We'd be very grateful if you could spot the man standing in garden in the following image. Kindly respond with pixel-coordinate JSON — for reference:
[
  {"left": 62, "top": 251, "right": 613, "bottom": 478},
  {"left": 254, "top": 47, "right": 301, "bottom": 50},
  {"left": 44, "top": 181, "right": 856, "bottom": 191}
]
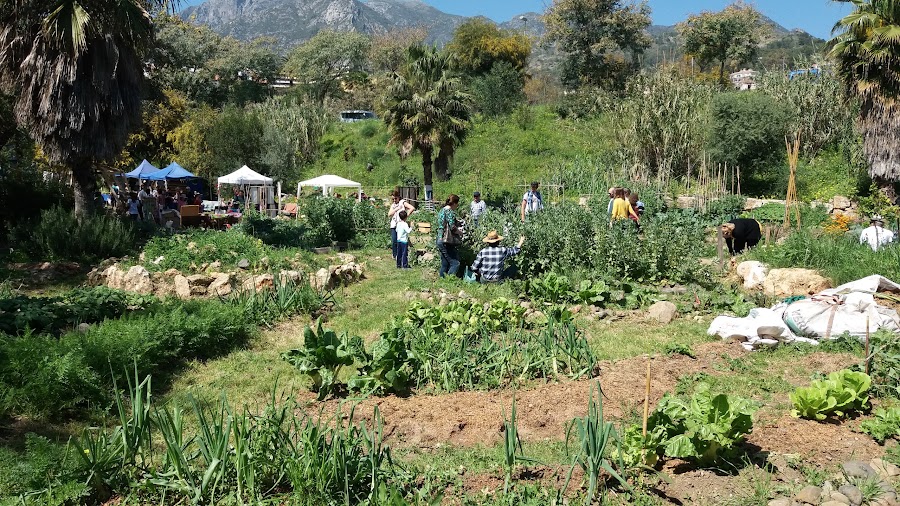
[
  {"left": 471, "top": 231, "right": 525, "bottom": 283},
  {"left": 470, "top": 191, "right": 487, "bottom": 226},
  {"left": 521, "top": 181, "right": 544, "bottom": 222},
  {"left": 860, "top": 215, "right": 895, "bottom": 251}
]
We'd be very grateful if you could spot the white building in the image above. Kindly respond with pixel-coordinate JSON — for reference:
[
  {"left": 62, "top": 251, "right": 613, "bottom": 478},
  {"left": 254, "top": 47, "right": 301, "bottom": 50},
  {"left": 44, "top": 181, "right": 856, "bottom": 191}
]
[{"left": 729, "top": 68, "right": 758, "bottom": 91}]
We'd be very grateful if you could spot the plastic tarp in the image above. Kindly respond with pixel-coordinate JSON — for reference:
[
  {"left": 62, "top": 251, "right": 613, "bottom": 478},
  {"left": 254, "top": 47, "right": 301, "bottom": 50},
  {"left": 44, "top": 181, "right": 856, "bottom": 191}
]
[
  {"left": 218, "top": 166, "right": 272, "bottom": 186},
  {"left": 297, "top": 174, "right": 362, "bottom": 202},
  {"left": 125, "top": 159, "right": 159, "bottom": 179},
  {"left": 144, "top": 162, "right": 196, "bottom": 181},
  {"left": 708, "top": 275, "right": 900, "bottom": 351}
]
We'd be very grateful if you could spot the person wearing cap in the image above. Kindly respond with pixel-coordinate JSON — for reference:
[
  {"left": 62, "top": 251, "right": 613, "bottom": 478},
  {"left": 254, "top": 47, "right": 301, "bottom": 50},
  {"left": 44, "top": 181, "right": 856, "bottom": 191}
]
[
  {"left": 471, "top": 231, "right": 526, "bottom": 283},
  {"left": 860, "top": 215, "right": 895, "bottom": 252},
  {"left": 521, "top": 181, "right": 544, "bottom": 222},
  {"left": 470, "top": 191, "right": 487, "bottom": 226}
]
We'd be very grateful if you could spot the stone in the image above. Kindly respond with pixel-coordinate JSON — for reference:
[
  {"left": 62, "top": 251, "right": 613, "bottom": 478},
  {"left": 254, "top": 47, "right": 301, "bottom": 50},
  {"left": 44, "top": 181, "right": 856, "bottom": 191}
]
[
  {"left": 458, "top": 291, "right": 469, "bottom": 299},
  {"left": 278, "top": 270, "right": 303, "bottom": 284},
  {"left": 752, "top": 338, "right": 780, "bottom": 349},
  {"left": 595, "top": 309, "right": 609, "bottom": 320},
  {"left": 570, "top": 305, "right": 583, "bottom": 315},
  {"left": 822, "top": 481, "right": 834, "bottom": 497},
  {"left": 122, "top": 265, "right": 153, "bottom": 294},
  {"left": 839, "top": 485, "right": 863, "bottom": 506},
  {"left": 207, "top": 274, "right": 233, "bottom": 297},
  {"left": 152, "top": 256, "right": 165, "bottom": 265},
  {"left": 794, "top": 485, "right": 822, "bottom": 504},
  {"left": 843, "top": 460, "right": 877, "bottom": 479},
  {"left": 675, "top": 196, "right": 697, "bottom": 209},
  {"left": 174, "top": 275, "right": 192, "bottom": 299},
  {"left": 314, "top": 268, "right": 331, "bottom": 291},
  {"left": 337, "top": 253, "right": 357, "bottom": 264},
  {"left": 186, "top": 274, "right": 213, "bottom": 287},
  {"left": 420, "top": 252, "right": 435, "bottom": 262},
  {"left": 520, "top": 301, "right": 532, "bottom": 310},
  {"left": 190, "top": 285, "right": 208, "bottom": 296},
  {"left": 237, "top": 259, "right": 250, "bottom": 270},
  {"left": 767, "top": 499, "right": 792, "bottom": 506},
  {"left": 823, "top": 501, "right": 850, "bottom": 506},
  {"left": 163, "top": 268, "right": 181, "bottom": 278},
  {"left": 736, "top": 260, "right": 769, "bottom": 290},
  {"left": 763, "top": 268, "right": 831, "bottom": 298},
  {"left": 76, "top": 323, "right": 91, "bottom": 334},
  {"left": 242, "top": 274, "right": 274, "bottom": 292},
  {"left": 832, "top": 195, "right": 852, "bottom": 210},
  {"left": 208, "top": 260, "right": 221, "bottom": 271},
  {"left": 829, "top": 492, "right": 851, "bottom": 505},
  {"left": 647, "top": 301, "right": 678, "bottom": 324},
  {"left": 871, "top": 458, "right": 900, "bottom": 478}
]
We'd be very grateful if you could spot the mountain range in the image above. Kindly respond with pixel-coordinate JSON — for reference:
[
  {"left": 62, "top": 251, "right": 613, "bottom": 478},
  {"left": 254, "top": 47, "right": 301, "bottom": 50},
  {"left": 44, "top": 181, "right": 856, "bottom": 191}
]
[{"left": 182, "top": 0, "right": 826, "bottom": 71}]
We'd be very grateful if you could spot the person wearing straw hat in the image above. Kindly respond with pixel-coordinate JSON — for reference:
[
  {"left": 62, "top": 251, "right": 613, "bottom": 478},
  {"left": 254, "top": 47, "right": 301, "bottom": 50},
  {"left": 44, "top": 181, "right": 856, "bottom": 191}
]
[
  {"left": 471, "top": 231, "right": 526, "bottom": 283},
  {"left": 860, "top": 215, "right": 895, "bottom": 252}
]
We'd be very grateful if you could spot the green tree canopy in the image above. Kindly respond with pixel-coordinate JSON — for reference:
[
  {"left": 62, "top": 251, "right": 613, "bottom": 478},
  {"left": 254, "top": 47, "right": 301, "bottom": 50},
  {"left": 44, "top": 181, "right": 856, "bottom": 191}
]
[
  {"left": 381, "top": 46, "right": 474, "bottom": 186},
  {"left": 447, "top": 18, "right": 531, "bottom": 77},
  {"left": 677, "top": 2, "right": 768, "bottom": 83},
  {"left": 708, "top": 91, "right": 789, "bottom": 177},
  {"left": 0, "top": 0, "right": 166, "bottom": 215},
  {"left": 829, "top": 0, "right": 900, "bottom": 199},
  {"left": 282, "top": 30, "right": 371, "bottom": 102},
  {"left": 543, "top": 0, "right": 651, "bottom": 89}
]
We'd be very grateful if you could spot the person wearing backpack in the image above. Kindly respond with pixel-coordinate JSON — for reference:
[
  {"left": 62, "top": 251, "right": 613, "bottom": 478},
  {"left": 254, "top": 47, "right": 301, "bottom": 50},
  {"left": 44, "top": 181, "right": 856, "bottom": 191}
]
[
  {"left": 520, "top": 181, "right": 544, "bottom": 222},
  {"left": 436, "top": 194, "right": 462, "bottom": 278}
]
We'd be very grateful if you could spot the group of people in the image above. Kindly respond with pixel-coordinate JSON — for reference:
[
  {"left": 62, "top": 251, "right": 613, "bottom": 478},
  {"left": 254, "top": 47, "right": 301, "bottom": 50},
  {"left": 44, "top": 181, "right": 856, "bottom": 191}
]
[
  {"left": 607, "top": 186, "right": 645, "bottom": 226},
  {"left": 121, "top": 184, "right": 206, "bottom": 223}
]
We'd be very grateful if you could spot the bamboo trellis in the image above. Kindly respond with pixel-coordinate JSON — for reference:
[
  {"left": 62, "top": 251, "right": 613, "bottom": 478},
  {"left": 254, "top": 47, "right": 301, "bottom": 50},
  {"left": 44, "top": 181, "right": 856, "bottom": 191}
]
[{"left": 784, "top": 132, "right": 802, "bottom": 230}]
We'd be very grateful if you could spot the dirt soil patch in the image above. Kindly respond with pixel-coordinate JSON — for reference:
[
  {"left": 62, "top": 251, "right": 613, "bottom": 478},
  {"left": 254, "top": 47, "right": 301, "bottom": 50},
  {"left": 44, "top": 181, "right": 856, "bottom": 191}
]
[{"left": 310, "top": 342, "right": 857, "bottom": 449}]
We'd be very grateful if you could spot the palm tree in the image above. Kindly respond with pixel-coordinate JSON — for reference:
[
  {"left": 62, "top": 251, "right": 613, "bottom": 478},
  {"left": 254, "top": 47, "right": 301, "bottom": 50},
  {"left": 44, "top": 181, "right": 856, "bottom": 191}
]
[
  {"left": 381, "top": 45, "right": 473, "bottom": 188},
  {"left": 829, "top": 0, "right": 900, "bottom": 201},
  {"left": 0, "top": 0, "right": 166, "bottom": 216}
]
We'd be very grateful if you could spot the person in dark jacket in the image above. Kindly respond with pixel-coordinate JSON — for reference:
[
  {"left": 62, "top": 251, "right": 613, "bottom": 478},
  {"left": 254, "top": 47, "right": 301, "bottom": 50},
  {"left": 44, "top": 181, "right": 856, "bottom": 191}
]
[{"left": 721, "top": 218, "right": 762, "bottom": 255}]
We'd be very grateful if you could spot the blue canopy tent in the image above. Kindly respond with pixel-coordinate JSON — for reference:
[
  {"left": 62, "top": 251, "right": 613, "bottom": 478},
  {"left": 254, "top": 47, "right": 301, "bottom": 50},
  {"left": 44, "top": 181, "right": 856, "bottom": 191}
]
[
  {"left": 124, "top": 159, "right": 159, "bottom": 179},
  {"left": 144, "top": 162, "right": 196, "bottom": 181}
]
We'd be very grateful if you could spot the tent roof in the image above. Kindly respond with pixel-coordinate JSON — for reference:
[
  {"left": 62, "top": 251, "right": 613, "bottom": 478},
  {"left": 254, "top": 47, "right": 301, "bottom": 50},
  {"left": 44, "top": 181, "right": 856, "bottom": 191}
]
[
  {"left": 218, "top": 165, "right": 273, "bottom": 185},
  {"left": 144, "top": 162, "right": 196, "bottom": 181},
  {"left": 298, "top": 175, "right": 361, "bottom": 188},
  {"left": 125, "top": 159, "right": 159, "bottom": 179}
]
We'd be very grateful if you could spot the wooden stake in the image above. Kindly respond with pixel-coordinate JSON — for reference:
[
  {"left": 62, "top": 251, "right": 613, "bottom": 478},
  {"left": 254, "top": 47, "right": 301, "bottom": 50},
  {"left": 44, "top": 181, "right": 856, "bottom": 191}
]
[
  {"left": 642, "top": 358, "right": 652, "bottom": 437},
  {"left": 866, "top": 316, "right": 871, "bottom": 376}
]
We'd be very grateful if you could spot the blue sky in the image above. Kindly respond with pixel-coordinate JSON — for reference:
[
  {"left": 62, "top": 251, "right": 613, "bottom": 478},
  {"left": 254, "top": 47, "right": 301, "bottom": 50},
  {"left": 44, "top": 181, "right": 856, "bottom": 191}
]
[{"left": 181, "top": 0, "right": 854, "bottom": 40}]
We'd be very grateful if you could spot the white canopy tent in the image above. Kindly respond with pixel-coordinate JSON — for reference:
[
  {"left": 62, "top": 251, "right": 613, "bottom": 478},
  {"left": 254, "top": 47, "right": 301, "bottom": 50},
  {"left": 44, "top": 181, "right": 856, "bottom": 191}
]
[
  {"left": 217, "top": 165, "right": 278, "bottom": 216},
  {"left": 297, "top": 175, "right": 362, "bottom": 202},
  {"left": 218, "top": 165, "right": 273, "bottom": 186}
]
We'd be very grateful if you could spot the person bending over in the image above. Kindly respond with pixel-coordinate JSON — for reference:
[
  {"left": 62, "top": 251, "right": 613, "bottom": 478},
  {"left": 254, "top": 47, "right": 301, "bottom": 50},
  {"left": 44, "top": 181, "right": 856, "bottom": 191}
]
[{"left": 721, "top": 218, "right": 762, "bottom": 255}]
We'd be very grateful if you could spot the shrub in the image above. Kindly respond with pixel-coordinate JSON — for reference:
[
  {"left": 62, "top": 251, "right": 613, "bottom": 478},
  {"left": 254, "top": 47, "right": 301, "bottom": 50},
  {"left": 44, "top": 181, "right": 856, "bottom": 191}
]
[
  {"left": 708, "top": 92, "right": 789, "bottom": 175},
  {"left": 0, "top": 165, "right": 73, "bottom": 235},
  {"left": 471, "top": 62, "right": 525, "bottom": 117},
  {"left": 234, "top": 212, "right": 316, "bottom": 248},
  {"left": 299, "top": 197, "right": 386, "bottom": 246},
  {"left": 9, "top": 207, "right": 140, "bottom": 262},
  {"left": 141, "top": 229, "right": 271, "bottom": 272}
]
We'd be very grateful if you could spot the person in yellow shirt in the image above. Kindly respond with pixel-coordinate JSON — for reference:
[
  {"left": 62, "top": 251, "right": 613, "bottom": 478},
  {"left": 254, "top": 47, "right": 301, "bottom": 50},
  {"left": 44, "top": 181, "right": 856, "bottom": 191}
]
[{"left": 610, "top": 188, "right": 637, "bottom": 224}]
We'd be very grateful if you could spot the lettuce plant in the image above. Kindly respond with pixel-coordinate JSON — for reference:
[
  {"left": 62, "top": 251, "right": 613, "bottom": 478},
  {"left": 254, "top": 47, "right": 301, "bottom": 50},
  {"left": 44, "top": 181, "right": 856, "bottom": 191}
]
[{"left": 790, "top": 369, "right": 871, "bottom": 421}]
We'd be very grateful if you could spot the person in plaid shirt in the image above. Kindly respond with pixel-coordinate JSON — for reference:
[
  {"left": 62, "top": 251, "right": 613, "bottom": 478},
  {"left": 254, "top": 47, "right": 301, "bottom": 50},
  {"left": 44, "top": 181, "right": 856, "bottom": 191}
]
[{"left": 471, "top": 231, "right": 526, "bottom": 283}]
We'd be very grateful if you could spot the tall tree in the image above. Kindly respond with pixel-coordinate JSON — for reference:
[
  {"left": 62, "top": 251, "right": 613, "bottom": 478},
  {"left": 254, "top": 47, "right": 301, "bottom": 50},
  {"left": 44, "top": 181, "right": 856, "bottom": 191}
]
[
  {"left": 0, "top": 0, "right": 165, "bottom": 216},
  {"left": 677, "top": 2, "right": 767, "bottom": 84},
  {"left": 381, "top": 46, "right": 473, "bottom": 187},
  {"left": 448, "top": 18, "right": 531, "bottom": 76},
  {"left": 829, "top": 0, "right": 900, "bottom": 200},
  {"left": 543, "top": 0, "right": 651, "bottom": 89},
  {"left": 282, "top": 30, "right": 370, "bottom": 102}
]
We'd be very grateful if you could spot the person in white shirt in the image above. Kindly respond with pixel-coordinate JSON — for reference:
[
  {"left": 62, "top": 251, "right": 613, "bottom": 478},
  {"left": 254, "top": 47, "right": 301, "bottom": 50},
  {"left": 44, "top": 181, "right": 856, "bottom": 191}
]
[
  {"left": 470, "top": 191, "right": 487, "bottom": 225},
  {"left": 520, "top": 181, "right": 544, "bottom": 222},
  {"left": 388, "top": 190, "right": 415, "bottom": 259},
  {"left": 395, "top": 211, "right": 412, "bottom": 269},
  {"left": 860, "top": 215, "right": 895, "bottom": 251}
]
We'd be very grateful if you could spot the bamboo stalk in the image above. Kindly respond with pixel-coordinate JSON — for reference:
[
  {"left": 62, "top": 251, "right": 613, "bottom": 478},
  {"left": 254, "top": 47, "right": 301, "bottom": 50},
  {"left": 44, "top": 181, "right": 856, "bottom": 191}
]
[{"left": 642, "top": 358, "right": 652, "bottom": 437}]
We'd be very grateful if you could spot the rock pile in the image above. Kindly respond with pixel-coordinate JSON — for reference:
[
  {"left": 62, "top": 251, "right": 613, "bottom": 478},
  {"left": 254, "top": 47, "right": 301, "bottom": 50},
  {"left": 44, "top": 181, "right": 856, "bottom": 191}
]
[
  {"left": 736, "top": 261, "right": 831, "bottom": 297},
  {"left": 768, "top": 459, "right": 900, "bottom": 506},
  {"left": 88, "top": 259, "right": 365, "bottom": 299}
]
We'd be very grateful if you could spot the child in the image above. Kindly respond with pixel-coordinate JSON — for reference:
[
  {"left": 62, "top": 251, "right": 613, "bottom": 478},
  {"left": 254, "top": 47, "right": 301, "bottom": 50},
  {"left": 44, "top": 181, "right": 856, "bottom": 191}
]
[
  {"left": 395, "top": 210, "right": 412, "bottom": 269},
  {"left": 127, "top": 192, "right": 140, "bottom": 221}
]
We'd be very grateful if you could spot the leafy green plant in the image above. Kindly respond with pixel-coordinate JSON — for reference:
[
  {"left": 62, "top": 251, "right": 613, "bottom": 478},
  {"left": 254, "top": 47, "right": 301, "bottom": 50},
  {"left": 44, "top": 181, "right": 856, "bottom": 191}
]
[
  {"left": 869, "top": 330, "right": 900, "bottom": 398},
  {"left": 281, "top": 319, "right": 368, "bottom": 400},
  {"left": 861, "top": 406, "right": 900, "bottom": 444},
  {"left": 404, "top": 298, "right": 525, "bottom": 339},
  {"left": 349, "top": 325, "right": 419, "bottom": 396},
  {"left": 790, "top": 369, "right": 871, "bottom": 420},
  {"left": 9, "top": 206, "right": 141, "bottom": 262},
  {"left": 664, "top": 343, "right": 696, "bottom": 359},
  {"left": 649, "top": 384, "right": 756, "bottom": 465}
]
